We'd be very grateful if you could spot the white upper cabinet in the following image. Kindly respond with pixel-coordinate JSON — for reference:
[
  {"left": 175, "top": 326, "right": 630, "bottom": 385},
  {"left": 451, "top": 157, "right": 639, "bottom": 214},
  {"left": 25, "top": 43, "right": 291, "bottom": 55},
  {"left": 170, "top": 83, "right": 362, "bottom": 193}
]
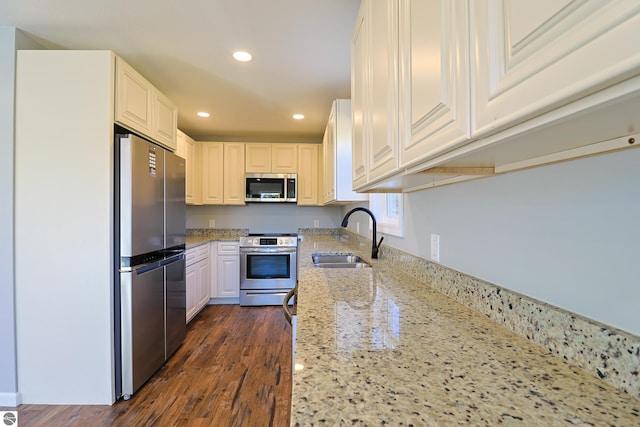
[
  {"left": 272, "top": 144, "right": 298, "bottom": 173},
  {"left": 352, "top": 0, "right": 469, "bottom": 189},
  {"left": 245, "top": 143, "right": 271, "bottom": 172},
  {"left": 201, "top": 142, "right": 224, "bottom": 205},
  {"left": 471, "top": 0, "right": 640, "bottom": 138},
  {"left": 366, "top": 0, "right": 400, "bottom": 182},
  {"left": 323, "top": 99, "right": 368, "bottom": 204},
  {"left": 176, "top": 129, "right": 188, "bottom": 159},
  {"left": 352, "top": 0, "right": 640, "bottom": 192},
  {"left": 176, "top": 130, "right": 201, "bottom": 205},
  {"left": 297, "top": 144, "right": 320, "bottom": 206},
  {"left": 223, "top": 143, "right": 246, "bottom": 205},
  {"left": 115, "top": 57, "right": 178, "bottom": 151},
  {"left": 245, "top": 143, "right": 297, "bottom": 173},
  {"left": 351, "top": 2, "right": 368, "bottom": 190},
  {"left": 115, "top": 59, "right": 153, "bottom": 135},
  {"left": 197, "top": 142, "right": 245, "bottom": 205},
  {"left": 185, "top": 134, "right": 201, "bottom": 205},
  {"left": 398, "top": 0, "right": 470, "bottom": 170},
  {"left": 152, "top": 89, "right": 178, "bottom": 150}
]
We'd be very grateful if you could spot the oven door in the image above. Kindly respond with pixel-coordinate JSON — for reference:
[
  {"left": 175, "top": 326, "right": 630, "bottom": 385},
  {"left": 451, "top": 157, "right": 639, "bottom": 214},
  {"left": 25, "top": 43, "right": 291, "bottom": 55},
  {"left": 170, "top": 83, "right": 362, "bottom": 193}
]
[{"left": 240, "top": 247, "right": 297, "bottom": 290}]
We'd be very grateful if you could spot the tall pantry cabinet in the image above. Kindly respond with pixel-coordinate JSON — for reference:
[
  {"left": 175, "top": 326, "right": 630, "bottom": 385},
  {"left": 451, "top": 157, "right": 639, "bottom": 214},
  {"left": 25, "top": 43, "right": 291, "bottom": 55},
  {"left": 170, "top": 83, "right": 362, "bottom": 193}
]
[{"left": 14, "top": 50, "right": 177, "bottom": 405}]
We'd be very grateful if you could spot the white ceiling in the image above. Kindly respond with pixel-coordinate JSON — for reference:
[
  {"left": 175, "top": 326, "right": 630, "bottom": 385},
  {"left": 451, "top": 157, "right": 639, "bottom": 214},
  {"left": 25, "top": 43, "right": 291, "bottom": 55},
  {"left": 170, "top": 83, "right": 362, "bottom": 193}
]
[{"left": 1, "top": 0, "right": 361, "bottom": 141}]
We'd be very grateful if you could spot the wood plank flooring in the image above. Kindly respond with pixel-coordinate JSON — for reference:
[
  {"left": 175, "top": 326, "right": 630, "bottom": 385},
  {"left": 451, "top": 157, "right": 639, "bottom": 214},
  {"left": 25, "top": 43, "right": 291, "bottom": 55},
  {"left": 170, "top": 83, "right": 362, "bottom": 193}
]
[{"left": 5, "top": 305, "right": 292, "bottom": 427}]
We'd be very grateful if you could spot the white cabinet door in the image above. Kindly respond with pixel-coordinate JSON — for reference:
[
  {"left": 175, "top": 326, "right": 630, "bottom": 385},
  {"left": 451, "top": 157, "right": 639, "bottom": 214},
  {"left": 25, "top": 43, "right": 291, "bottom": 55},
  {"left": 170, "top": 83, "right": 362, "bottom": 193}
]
[
  {"left": 201, "top": 142, "right": 224, "bottom": 204},
  {"left": 115, "top": 58, "right": 153, "bottom": 136},
  {"left": 178, "top": 130, "right": 201, "bottom": 205},
  {"left": 398, "top": 0, "right": 470, "bottom": 169},
  {"left": 245, "top": 143, "right": 297, "bottom": 173},
  {"left": 296, "top": 144, "right": 320, "bottom": 206},
  {"left": 217, "top": 256, "right": 240, "bottom": 298},
  {"left": 271, "top": 144, "right": 297, "bottom": 173},
  {"left": 366, "top": 0, "right": 400, "bottom": 182},
  {"left": 351, "top": 2, "right": 368, "bottom": 190},
  {"left": 245, "top": 143, "right": 271, "bottom": 172},
  {"left": 196, "top": 258, "right": 210, "bottom": 311},
  {"left": 185, "top": 262, "right": 198, "bottom": 323},
  {"left": 223, "top": 143, "right": 246, "bottom": 205},
  {"left": 185, "top": 135, "right": 201, "bottom": 205},
  {"left": 115, "top": 57, "right": 178, "bottom": 151},
  {"left": 152, "top": 89, "right": 178, "bottom": 151},
  {"left": 216, "top": 242, "right": 240, "bottom": 298},
  {"left": 176, "top": 129, "right": 187, "bottom": 159},
  {"left": 209, "top": 242, "right": 239, "bottom": 300},
  {"left": 186, "top": 244, "right": 210, "bottom": 322},
  {"left": 471, "top": 0, "right": 640, "bottom": 138},
  {"left": 323, "top": 100, "right": 368, "bottom": 204},
  {"left": 322, "top": 112, "right": 336, "bottom": 203}
]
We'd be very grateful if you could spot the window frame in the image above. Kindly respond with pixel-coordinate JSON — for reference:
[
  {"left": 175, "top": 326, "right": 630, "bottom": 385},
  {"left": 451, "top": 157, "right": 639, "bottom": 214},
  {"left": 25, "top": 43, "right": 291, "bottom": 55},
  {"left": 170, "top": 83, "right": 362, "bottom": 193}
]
[{"left": 369, "top": 193, "right": 404, "bottom": 237}]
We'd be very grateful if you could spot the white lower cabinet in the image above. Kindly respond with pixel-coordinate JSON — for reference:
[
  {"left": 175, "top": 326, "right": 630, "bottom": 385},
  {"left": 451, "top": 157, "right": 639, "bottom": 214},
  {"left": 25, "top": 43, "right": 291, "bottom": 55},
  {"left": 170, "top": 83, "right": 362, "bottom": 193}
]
[
  {"left": 209, "top": 241, "right": 240, "bottom": 304},
  {"left": 186, "top": 243, "right": 210, "bottom": 323}
]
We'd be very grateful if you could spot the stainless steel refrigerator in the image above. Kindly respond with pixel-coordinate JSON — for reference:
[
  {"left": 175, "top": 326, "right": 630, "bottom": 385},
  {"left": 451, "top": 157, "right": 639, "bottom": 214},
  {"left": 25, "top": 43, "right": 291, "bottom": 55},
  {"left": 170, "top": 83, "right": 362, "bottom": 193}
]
[{"left": 114, "top": 131, "right": 186, "bottom": 400}]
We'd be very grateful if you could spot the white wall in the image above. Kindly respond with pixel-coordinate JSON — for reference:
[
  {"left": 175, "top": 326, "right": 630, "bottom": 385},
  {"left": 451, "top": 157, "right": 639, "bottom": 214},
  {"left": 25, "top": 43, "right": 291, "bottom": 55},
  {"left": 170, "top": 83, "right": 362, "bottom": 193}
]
[
  {"left": 344, "top": 148, "right": 640, "bottom": 336},
  {"left": 187, "top": 204, "right": 343, "bottom": 233},
  {"left": 0, "top": 27, "right": 42, "bottom": 407},
  {"left": 14, "top": 50, "right": 116, "bottom": 404}
]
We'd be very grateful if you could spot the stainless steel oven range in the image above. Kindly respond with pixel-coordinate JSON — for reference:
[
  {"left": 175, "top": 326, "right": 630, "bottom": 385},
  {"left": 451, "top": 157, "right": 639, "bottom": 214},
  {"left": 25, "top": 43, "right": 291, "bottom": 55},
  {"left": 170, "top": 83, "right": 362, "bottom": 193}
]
[{"left": 239, "top": 233, "right": 298, "bottom": 306}]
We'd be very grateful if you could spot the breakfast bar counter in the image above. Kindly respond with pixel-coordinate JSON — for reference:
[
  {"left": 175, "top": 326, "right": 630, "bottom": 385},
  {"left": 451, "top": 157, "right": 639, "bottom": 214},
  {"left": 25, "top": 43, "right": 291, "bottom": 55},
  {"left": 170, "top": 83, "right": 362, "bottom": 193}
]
[{"left": 291, "top": 234, "right": 640, "bottom": 425}]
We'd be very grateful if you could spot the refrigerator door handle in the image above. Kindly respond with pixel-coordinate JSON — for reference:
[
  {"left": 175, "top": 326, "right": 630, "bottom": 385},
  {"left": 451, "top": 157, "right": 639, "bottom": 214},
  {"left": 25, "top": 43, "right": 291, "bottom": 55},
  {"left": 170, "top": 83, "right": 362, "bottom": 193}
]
[
  {"left": 125, "top": 260, "right": 164, "bottom": 275},
  {"left": 161, "top": 253, "right": 185, "bottom": 266}
]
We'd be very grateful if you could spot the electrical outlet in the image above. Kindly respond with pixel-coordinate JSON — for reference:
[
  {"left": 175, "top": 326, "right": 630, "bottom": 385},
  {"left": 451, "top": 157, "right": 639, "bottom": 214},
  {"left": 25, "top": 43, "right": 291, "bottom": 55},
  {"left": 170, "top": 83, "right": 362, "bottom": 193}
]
[
  {"left": 209, "top": 218, "right": 216, "bottom": 228},
  {"left": 313, "top": 219, "right": 319, "bottom": 228},
  {"left": 430, "top": 234, "right": 440, "bottom": 262}
]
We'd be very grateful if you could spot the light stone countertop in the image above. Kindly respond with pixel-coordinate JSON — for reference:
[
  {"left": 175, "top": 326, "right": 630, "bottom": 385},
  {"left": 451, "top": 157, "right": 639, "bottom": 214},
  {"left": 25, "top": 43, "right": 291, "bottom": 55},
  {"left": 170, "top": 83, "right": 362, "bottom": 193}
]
[
  {"left": 291, "top": 235, "right": 640, "bottom": 426},
  {"left": 185, "top": 228, "right": 247, "bottom": 248}
]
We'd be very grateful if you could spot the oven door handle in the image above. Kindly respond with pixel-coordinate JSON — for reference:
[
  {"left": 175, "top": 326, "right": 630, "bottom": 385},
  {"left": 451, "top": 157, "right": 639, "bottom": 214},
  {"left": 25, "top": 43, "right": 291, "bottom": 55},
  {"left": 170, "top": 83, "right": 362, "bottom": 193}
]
[{"left": 240, "top": 247, "right": 297, "bottom": 254}]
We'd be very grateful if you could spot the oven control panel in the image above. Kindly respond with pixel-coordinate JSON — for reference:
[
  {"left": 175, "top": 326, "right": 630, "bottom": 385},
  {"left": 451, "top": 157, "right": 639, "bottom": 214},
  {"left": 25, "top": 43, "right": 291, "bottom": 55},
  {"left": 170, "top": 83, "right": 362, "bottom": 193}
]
[{"left": 240, "top": 234, "right": 298, "bottom": 248}]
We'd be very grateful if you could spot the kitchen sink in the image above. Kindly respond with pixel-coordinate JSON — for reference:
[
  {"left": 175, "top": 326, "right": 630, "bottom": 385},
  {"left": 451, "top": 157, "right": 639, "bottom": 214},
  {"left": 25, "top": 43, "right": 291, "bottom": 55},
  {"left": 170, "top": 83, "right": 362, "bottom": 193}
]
[{"left": 311, "top": 253, "right": 371, "bottom": 268}]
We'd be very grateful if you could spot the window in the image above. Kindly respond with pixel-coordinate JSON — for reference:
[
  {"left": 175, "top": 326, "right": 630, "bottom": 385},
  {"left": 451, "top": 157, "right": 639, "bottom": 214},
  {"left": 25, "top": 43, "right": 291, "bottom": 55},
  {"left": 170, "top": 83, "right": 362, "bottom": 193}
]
[{"left": 370, "top": 193, "right": 404, "bottom": 237}]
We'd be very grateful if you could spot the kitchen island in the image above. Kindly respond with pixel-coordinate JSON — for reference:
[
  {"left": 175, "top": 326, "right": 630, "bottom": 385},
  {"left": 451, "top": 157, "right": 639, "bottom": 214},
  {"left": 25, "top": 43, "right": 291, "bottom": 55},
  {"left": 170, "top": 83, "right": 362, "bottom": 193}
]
[{"left": 291, "top": 234, "right": 640, "bottom": 425}]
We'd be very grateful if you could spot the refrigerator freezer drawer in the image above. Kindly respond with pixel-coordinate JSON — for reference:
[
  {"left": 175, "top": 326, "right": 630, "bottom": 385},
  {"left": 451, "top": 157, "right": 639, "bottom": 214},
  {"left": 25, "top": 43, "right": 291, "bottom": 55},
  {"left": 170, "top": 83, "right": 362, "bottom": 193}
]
[{"left": 120, "top": 265, "right": 165, "bottom": 398}]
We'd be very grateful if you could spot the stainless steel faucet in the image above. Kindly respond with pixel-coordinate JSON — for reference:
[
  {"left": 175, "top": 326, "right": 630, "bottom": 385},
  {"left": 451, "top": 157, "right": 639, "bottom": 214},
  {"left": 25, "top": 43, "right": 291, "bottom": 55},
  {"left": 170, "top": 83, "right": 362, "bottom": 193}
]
[{"left": 341, "top": 207, "right": 384, "bottom": 259}]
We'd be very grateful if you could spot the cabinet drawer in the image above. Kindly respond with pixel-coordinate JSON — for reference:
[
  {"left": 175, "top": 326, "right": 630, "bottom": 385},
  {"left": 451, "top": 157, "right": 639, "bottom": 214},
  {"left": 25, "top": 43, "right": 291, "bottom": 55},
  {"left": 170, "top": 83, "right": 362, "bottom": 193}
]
[
  {"left": 186, "top": 248, "right": 197, "bottom": 266},
  {"left": 196, "top": 243, "right": 210, "bottom": 261},
  {"left": 217, "top": 242, "right": 239, "bottom": 255},
  {"left": 186, "top": 243, "right": 210, "bottom": 266}
]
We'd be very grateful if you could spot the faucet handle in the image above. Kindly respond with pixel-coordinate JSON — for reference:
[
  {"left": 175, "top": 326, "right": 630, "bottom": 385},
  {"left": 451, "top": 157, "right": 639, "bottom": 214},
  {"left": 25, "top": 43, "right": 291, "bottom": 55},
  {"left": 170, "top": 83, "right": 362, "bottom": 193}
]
[{"left": 372, "top": 236, "right": 384, "bottom": 259}]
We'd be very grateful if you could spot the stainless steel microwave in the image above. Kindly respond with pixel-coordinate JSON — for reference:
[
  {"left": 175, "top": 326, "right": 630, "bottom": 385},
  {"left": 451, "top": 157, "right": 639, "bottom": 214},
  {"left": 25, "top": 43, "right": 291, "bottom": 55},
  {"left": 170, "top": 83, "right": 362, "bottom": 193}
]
[{"left": 245, "top": 173, "right": 297, "bottom": 203}]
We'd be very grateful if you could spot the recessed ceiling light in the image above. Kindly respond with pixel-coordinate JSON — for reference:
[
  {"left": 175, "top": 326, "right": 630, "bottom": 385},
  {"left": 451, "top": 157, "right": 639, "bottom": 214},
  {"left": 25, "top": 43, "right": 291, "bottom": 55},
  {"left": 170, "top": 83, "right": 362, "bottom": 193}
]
[
  {"left": 197, "top": 111, "right": 210, "bottom": 118},
  {"left": 232, "top": 51, "right": 253, "bottom": 62},
  {"left": 292, "top": 114, "right": 304, "bottom": 120}
]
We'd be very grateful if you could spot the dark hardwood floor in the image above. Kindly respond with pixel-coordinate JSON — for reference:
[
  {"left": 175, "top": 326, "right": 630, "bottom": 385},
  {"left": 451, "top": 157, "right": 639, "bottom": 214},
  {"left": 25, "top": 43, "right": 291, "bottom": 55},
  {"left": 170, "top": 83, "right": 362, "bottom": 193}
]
[{"left": 5, "top": 305, "right": 292, "bottom": 427}]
